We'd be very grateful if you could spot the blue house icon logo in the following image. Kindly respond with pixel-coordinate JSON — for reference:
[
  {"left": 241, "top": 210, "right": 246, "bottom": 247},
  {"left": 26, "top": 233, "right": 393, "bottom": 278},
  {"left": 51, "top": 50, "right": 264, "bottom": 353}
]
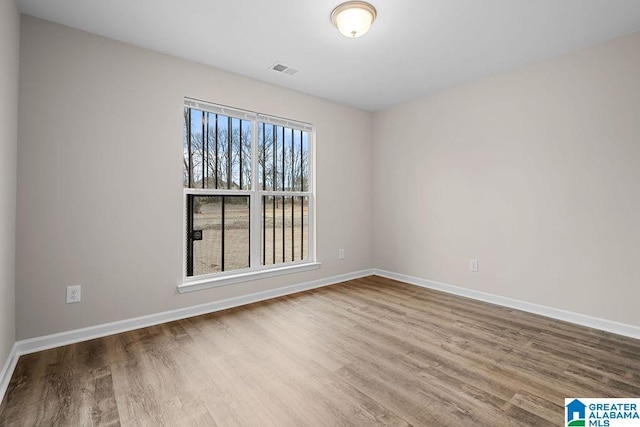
[{"left": 566, "top": 399, "right": 586, "bottom": 426}]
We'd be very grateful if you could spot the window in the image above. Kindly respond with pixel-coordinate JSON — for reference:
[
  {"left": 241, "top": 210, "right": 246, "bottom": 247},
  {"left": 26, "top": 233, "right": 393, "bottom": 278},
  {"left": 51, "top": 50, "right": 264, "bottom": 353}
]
[{"left": 181, "top": 99, "right": 317, "bottom": 291}]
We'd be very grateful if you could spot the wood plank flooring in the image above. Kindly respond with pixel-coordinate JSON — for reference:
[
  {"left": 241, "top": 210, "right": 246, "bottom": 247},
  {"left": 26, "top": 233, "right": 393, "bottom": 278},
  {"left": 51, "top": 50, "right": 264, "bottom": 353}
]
[{"left": 1, "top": 275, "right": 639, "bottom": 426}]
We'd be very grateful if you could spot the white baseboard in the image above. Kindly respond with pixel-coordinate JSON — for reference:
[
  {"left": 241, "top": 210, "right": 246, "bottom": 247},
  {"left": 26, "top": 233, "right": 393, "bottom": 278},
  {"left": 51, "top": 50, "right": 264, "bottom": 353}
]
[
  {"left": 373, "top": 269, "right": 640, "bottom": 340},
  {"left": 0, "top": 268, "right": 373, "bottom": 403},
  {"left": 16, "top": 269, "right": 374, "bottom": 356},
  {"left": 0, "top": 342, "right": 19, "bottom": 405}
]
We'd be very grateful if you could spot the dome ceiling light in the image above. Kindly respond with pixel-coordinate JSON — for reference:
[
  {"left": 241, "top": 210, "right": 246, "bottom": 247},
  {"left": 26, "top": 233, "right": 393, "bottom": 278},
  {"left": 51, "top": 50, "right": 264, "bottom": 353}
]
[{"left": 331, "top": 2, "right": 377, "bottom": 38}]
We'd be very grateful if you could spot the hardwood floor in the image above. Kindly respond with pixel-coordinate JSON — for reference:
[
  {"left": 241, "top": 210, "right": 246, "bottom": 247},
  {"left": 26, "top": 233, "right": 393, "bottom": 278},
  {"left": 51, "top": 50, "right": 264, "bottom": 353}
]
[{"left": 1, "top": 276, "right": 639, "bottom": 426}]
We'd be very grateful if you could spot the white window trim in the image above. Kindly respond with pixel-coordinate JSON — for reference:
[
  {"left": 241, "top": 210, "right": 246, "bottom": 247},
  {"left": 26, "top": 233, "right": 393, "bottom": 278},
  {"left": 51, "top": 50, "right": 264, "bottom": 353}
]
[
  {"left": 180, "top": 99, "right": 317, "bottom": 292},
  {"left": 178, "top": 261, "right": 321, "bottom": 293}
]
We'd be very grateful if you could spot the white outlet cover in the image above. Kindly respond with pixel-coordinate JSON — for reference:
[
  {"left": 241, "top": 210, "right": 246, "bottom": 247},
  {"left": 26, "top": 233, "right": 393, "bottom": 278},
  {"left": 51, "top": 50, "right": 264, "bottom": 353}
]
[
  {"left": 66, "top": 285, "right": 81, "bottom": 303},
  {"left": 470, "top": 259, "right": 479, "bottom": 272}
]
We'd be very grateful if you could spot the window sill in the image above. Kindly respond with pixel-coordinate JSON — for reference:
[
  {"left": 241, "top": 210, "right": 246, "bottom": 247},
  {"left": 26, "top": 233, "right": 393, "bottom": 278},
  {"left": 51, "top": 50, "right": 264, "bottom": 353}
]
[{"left": 177, "top": 262, "right": 322, "bottom": 294}]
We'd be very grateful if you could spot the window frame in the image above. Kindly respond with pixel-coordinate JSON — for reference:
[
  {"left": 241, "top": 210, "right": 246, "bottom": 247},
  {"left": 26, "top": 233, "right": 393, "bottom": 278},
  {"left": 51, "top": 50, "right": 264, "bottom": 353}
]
[{"left": 179, "top": 99, "right": 319, "bottom": 293}]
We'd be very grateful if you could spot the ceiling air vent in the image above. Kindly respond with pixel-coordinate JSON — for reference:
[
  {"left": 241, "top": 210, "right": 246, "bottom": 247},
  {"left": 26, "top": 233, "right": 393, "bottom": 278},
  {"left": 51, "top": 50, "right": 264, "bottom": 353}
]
[{"left": 269, "top": 62, "right": 298, "bottom": 76}]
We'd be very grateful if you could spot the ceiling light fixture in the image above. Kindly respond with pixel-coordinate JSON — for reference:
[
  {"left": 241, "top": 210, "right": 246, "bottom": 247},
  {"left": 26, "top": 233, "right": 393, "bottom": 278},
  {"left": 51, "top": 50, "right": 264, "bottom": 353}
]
[{"left": 331, "top": 1, "right": 377, "bottom": 38}]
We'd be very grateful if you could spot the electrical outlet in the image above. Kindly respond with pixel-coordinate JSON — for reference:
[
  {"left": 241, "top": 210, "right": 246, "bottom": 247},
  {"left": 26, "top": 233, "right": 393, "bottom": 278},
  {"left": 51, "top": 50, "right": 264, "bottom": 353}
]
[
  {"left": 66, "top": 285, "right": 81, "bottom": 303},
  {"left": 469, "top": 259, "right": 479, "bottom": 272},
  {"left": 338, "top": 249, "right": 345, "bottom": 259}
]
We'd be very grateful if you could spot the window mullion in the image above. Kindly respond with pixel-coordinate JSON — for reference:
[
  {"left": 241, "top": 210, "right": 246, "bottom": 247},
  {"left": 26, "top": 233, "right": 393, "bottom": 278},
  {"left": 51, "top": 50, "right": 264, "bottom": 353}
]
[
  {"left": 214, "top": 114, "right": 219, "bottom": 189},
  {"left": 201, "top": 111, "right": 206, "bottom": 189},
  {"left": 239, "top": 120, "right": 243, "bottom": 190},
  {"left": 187, "top": 108, "right": 193, "bottom": 188},
  {"left": 227, "top": 116, "right": 232, "bottom": 189},
  {"left": 221, "top": 196, "right": 226, "bottom": 271},
  {"left": 308, "top": 131, "right": 315, "bottom": 261},
  {"left": 249, "top": 119, "right": 260, "bottom": 269}
]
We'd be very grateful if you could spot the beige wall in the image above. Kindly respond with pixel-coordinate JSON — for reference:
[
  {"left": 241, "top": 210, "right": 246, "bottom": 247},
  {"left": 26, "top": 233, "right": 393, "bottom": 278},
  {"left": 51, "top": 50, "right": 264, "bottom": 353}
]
[
  {"left": 17, "top": 16, "right": 373, "bottom": 340},
  {"left": 0, "top": 0, "right": 19, "bottom": 364},
  {"left": 16, "top": 14, "right": 640, "bottom": 341},
  {"left": 373, "top": 31, "right": 640, "bottom": 326}
]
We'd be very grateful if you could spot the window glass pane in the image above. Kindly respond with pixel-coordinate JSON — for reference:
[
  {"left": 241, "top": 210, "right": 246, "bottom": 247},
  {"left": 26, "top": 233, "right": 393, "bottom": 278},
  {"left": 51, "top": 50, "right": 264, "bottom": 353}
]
[
  {"left": 284, "top": 128, "right": 293, "bottom": 191},
  {"left": 237, "top": 118, "right": 252, "bottom": 190},
  {"left": 258, "top": 123, "right": 274, "bottom": 191},
  {"left": 217, "top": 115, "right": 230, "bottom": 188},
  {"left": 204, "top": 112, "right": 216, "bottom": 189},
  {"left": 187, "top": 195, "right": 250, "bottom": 276},
  {"left": 183, "top": 109, "right": 205, "bottom": 188},
  {"left": 183, "top": 108, "right": 252, "bottom": 190},
  {"left": 261, "top": 195, "right": 278, "bottom": 265},
  {"left": 257, "top": 123, "right": 310, "bottom": 193},
  {"left": 296, "top": 196, "right": 309, "bottom": 260},
  {"left": 284, "top": 196, "right": 292, "bottom": 262},
  {"left": 223, "top": 196, "right": 251, "bottom": 271},
  {"left": 261, "top": 196, "right": 309, "bottom": 266},
  {"left": 273, "top": 125, "right": 280, "bottom": 191},
  {"left": 290, "top": 129, "right": 299, "bottom": 191}
]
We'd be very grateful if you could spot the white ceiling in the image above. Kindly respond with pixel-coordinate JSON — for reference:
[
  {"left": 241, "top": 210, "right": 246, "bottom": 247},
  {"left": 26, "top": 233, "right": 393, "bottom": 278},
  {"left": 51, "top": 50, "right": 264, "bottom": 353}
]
[{"left": 17, "top": 0, "right": 640, "bottom": 111}]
